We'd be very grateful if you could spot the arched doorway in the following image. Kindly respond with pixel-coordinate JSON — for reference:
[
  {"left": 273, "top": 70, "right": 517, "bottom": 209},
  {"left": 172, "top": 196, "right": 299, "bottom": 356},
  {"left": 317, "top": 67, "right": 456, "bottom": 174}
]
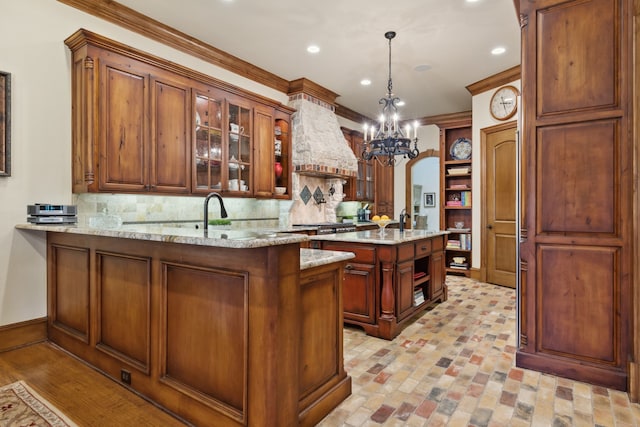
[{"left": 404, "top": 149, "right": 439, "bottom": 230}]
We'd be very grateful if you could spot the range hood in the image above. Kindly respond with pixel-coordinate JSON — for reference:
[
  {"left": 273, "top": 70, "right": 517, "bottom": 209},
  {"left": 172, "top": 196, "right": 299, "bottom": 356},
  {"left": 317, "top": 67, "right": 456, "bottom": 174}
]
[{"left": 289, "top": 95, "right": 357, "bottom": 179}]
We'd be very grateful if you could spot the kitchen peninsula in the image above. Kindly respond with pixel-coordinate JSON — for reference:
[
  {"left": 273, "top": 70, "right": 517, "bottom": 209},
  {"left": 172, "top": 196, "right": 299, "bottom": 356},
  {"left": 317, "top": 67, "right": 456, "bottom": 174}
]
[
  {"left": 310, "top": 229, "right": 448, "bottom": 340},
  {"left": 16, "top": 224, "right": 353, "bottom": 427}
]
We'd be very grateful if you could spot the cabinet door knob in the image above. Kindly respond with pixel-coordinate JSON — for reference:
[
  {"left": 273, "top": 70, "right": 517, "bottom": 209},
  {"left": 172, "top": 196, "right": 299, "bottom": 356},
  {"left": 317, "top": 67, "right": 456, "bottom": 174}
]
[
  {"left": 421, "top": 246, "right": 427, "bottom": 251},
  {"left": 345, "top": 264, "right": 354, "bottom": 270},
  {"left": 487, "top": 224, "right": 493, "bottom": 229}
]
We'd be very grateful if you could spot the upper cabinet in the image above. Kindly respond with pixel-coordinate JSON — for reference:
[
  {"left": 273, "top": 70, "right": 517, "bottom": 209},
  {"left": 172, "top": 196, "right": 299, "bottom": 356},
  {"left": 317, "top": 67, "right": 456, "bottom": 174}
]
[
  {"left": 65, "top": 29, "right": 293, "bottom": 198},
  {"left": 341, "top": 128, "right": 375, "bottom": 202}
]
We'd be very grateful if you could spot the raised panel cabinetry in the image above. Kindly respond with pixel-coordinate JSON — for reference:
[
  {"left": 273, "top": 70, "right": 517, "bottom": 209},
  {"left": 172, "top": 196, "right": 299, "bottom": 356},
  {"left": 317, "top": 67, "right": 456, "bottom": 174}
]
[
  {"left": 374, "top": 162, "right": 394, "bottom": 217},
  {"left": 439, "top": 121, "right": 472, "bottom": 276},
  {"left": 516, "top": 0, "right": 632, "bottom": 391},
  {"left": 66, "top": 29, "right": 292, "bottom": 198},
  {"left": 341, "top": 127, "right": 392, "bottom": 215},
  {"left": 319, "top": 235, "right": 446, "bottom": 340},
  {"left": 151, "top": 77, "right": 191, "bottom": 193},
  {"left": 341, "top": 128, "right": 373, "bottom": 202}
]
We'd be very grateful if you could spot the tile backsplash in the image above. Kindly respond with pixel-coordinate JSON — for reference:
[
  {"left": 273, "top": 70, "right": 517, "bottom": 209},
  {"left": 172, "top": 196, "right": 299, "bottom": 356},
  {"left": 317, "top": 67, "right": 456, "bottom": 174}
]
[{"left": 74, "top": 193, "right": 286, "bottom": 229}]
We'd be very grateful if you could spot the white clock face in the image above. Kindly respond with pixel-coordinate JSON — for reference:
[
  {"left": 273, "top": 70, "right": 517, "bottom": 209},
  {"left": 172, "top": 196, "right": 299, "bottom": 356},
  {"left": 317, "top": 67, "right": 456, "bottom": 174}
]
[{"left": 490, "top": 86, "right": 518, "bottom": 120}]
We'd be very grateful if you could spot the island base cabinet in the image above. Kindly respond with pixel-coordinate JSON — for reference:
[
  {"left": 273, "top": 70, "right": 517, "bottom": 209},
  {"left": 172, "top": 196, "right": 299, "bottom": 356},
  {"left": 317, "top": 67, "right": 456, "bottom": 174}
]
[
  {"left": 47, "top": 232, "right": 350, "bottom": 426},
  {"left": 321, "top": 234, "right": 447, "bottom": 340}
]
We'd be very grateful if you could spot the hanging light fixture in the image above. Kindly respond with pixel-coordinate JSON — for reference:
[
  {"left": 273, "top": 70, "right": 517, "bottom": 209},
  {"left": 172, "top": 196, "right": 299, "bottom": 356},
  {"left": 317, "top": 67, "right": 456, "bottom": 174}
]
[{"left": 362, "top": 31, "right": 419, "bottom": 167}]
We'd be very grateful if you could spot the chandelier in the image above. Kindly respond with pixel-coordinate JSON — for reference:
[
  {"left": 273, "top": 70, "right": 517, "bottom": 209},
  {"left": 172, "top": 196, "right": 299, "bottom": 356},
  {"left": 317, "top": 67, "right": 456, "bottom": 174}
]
[{"left": 362, "top": 31, "right": 419, "bottom": 167}]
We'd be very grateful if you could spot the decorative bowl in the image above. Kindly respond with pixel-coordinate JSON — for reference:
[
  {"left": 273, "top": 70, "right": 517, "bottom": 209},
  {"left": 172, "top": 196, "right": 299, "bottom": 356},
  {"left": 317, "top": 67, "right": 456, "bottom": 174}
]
[
  {"left": 453, "top": 256, "right": 466, "bottom": 264},
  {"left": 454, "top": 222, "right": 465, "bottom": 229},
  {"left": 275, "top": 186, "right": 286, "bottom": 195}
]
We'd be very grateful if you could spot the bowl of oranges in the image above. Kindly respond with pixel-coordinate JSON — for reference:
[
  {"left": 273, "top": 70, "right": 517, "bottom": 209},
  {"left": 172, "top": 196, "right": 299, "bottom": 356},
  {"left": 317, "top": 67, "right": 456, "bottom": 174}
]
[{"left": 371, "top": 214, "right": 394, "bottom": 235}]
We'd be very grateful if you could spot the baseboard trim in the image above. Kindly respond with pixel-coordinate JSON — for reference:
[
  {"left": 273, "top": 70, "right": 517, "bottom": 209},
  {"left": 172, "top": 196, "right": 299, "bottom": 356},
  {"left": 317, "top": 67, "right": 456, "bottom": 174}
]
[{"left": 0, "top": 318, "right": 48, "bottom": 352}]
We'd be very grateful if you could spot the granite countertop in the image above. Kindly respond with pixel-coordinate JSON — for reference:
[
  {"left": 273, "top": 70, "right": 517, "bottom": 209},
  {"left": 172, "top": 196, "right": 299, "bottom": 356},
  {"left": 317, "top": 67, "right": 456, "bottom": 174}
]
[
  {"left": 309, "top": 229, "right": 448, "bottom": 245},
  {"left": 300, "top": 248, "right": 355, "bottom": 270},
  {"left": 15, "top": 223, "right": 308, "bottom": 249}
]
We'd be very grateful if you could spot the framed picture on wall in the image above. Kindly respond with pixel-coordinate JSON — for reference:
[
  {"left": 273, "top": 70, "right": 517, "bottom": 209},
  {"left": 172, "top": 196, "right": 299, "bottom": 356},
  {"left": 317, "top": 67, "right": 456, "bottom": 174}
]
[
  {"left": 424, "top": 192, "right": 435, "bottom": 208},
  {"left": 0, "top": 71, "right": 10, "bottom": 177}
]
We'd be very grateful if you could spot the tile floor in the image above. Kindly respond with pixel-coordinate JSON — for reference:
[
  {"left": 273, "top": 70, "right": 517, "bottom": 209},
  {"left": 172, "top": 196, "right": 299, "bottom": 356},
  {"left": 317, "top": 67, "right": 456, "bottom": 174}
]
[{"left": 318, "top": 276, "right": 640, "bottom": 427}]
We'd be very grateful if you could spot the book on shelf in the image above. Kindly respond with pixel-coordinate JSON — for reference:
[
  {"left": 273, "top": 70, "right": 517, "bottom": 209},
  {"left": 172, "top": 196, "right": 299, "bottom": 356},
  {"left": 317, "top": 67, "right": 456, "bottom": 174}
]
[
  {"left": 461, "top": 191, "right": 471, "bottom": 207},
  {"left": 449, "top": 262, "right": 469, "bottom": 268},
  {"left": 459, "top": 234, "right": 471, "bottom": 250},
  {"left": 446, "top": 239, "right": 461, "bottom": 249},
  {"left": 449, "top": 184, "right": 469, "bottom": 190},
  {"left": 413, "top": 271, "right": 427, "bottom": 280},
  {"left": 447, "top": 228, "right": 471, "bottom": 232},
  {"left": 413, "top": 288, "right": 425, "bottom": 305},
  {"left": 446, "top": 200, "right": 462, "bottom": 207}
]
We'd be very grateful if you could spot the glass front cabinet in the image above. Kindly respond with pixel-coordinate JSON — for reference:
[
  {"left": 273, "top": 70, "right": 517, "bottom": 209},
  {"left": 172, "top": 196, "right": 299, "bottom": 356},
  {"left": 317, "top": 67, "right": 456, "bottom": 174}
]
[{"left": 192, "top": 88, "right": 292, "bottom": 197}]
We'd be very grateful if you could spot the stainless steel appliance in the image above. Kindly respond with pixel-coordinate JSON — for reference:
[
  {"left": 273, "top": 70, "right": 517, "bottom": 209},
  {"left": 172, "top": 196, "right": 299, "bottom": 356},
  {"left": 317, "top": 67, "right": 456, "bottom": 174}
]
[{"left": 27, "top": 203, "right": 77, "bottom": 224}]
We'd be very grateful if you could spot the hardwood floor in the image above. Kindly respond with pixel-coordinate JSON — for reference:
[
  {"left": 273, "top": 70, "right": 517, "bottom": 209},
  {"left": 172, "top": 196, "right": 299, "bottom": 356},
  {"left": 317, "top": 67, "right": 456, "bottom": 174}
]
[{"left": 0, "top": 342, "right": 188, "bottom": 426}]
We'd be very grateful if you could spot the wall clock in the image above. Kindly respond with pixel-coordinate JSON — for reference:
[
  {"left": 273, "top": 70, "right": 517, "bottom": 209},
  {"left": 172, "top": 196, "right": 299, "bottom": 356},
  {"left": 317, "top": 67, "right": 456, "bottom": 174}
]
[{"left": 489, "top": 85, "right": 519, "bottom": 121}]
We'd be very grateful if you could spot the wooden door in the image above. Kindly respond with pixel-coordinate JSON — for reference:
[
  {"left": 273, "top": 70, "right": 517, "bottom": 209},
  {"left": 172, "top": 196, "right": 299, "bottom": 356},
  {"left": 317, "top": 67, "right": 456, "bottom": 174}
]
[
  {"left": 517, "top": 0, "right": 632, "bottom": 391},
  {"left": 253, "top": 105, "right": 274, "bottom": 197},
  {"left": 395, "top": 260, "right": 415, "bottom": 321},
  {"left": 150, "top": 76, "right": 190, "bottom": 193},
  {"left": 483, "top": 122, "right": 517, "bottom": 288},
  {"left": 99, "top": 59, "right": 148, "bottom": 192},
  {"left": 374, "top": 162, "right": 394, "bottom": 216}
]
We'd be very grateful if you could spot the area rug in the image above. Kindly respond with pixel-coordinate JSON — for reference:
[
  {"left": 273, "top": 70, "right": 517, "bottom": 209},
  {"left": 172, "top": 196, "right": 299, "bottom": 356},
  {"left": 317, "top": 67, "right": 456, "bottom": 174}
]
[{"left": 0, "top": 380, "right": 77, "bottom": 427}]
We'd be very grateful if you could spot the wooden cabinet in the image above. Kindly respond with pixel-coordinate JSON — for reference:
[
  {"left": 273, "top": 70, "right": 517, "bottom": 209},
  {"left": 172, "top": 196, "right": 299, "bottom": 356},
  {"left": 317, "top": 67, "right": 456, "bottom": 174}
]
[
  {"left": 47, "top": 232, "right": 351, "bottom": 427},
  {"left": 439, "top": 121, "right": 473, "bottom": 276},
  {"left": 341, "top": 128, "right": 374, "bottom": 202},
  {"left": 341, "top": 126, "right": 393, "bottom": 215},
  {"left": 273, "top": 110, "right": 291, "bottom": 198},
  {"left": 150, "top": 77, "right": 191, "bottom": 193},
  {"left": 323, "top": 243, "right": 377, "bottom": 325},
  {"left": 252, "top": 105, "right": 275, "bottom": 197},
  {"left": 318, "top": 234, "right": 446, "bottom": 340},
  {"left": 87, "top": 51, "right": 191, "bottom": 194},
  {"left": 374, "top": 161, "right": 394, "bottom": 217},
  {"left": 516, "top": 0, "right": 633, "bottom": 391},
  {"left": 65, "top": 29, "right": 292, "bottom": 199},
  {"left": 193, "top": 90, "right": 224, "bottom": 192}
]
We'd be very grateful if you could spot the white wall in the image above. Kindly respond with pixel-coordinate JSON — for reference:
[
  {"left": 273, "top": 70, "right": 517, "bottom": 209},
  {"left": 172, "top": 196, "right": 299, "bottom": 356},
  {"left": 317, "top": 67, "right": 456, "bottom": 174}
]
[{"left": 0, "top": 1, "right": 287, "bottom": 326}]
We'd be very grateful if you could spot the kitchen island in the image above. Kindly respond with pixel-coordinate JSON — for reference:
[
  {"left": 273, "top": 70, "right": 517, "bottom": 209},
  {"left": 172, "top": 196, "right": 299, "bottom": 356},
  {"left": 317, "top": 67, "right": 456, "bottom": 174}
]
[
  {"left": 310, "top": 229, "right": 448, "bottom": 340},
  {"left": 16, "top": 224, "right": 353, "bottom": 427}
]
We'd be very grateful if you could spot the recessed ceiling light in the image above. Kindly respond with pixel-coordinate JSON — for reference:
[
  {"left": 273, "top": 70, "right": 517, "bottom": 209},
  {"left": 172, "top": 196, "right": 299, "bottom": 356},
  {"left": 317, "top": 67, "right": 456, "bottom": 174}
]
[
  {"left": 466, "top": 0, "right": 480, "bottom": 3},
  {"left": 491, "top": 46, "right": 506, "bottom": 55},
  {"left": 360, "top": 79, "right": 371, "bottom": 86},
  {"left": 307, "top": 45, "right": 320, "bottom": 54},
  {"left": 414, "top": 64, "right": 431, "bottom": 72}
]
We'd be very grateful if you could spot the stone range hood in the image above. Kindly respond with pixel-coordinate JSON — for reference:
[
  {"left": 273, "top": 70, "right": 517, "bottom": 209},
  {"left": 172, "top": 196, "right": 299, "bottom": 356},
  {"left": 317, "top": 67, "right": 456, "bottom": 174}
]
[{"left": 289, "top": 94, "right": 358, "bottom": 179}]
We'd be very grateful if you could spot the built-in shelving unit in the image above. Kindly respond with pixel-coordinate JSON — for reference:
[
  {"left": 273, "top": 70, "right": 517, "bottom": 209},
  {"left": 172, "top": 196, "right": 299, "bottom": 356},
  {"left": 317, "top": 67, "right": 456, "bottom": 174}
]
[{"left": 439, "top": 120, "right": 473, "bottom": 277}]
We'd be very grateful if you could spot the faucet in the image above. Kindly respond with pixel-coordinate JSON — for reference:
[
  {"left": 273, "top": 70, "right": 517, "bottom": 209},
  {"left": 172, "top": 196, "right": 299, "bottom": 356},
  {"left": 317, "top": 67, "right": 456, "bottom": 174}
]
[
  {"left": 399, "top": 208, "right": 407, "bottom": 232},
  {"left": 204, "top": 192, "right": 228, "bottom": 236}
]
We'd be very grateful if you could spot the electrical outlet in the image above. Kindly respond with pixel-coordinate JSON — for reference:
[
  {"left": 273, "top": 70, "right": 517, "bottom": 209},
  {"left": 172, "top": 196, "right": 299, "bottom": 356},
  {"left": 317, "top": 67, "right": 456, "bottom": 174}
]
[{"left": 120, "top": 369, "right": 131, "bottom": 385}]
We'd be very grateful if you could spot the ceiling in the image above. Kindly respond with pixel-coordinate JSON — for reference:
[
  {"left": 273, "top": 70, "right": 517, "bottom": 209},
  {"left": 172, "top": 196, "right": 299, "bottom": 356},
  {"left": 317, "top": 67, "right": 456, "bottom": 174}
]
[{"left": 115, "top": 0, "right": 520, "bottom": 121}]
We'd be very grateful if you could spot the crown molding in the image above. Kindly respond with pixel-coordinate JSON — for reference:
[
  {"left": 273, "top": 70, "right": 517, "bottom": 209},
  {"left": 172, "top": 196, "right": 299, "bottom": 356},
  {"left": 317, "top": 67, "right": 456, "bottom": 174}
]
[
  {"left": 57, "top": 0, "right": 290, "bottom": 93},
  {"left": 335, "top": 103, "right": 371, "bottom": 124},
  {"left": 287, "top": 78, "right": 340, "bottom": 105},
  {"left": 466, "top": 65, "right": 521, "bottom": 96}
]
